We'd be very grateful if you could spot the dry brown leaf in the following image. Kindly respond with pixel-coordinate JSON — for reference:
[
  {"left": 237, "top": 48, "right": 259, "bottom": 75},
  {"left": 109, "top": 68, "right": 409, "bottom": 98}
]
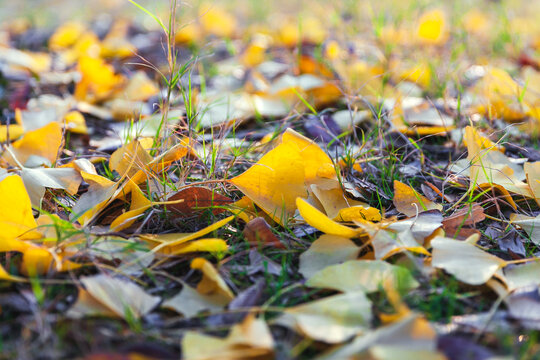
[
  {"left": 243, "top": 217, "right": 283, "bottom": 248},
  {"left": 167, "top": 186, "right": 232, "bottom": 216}
]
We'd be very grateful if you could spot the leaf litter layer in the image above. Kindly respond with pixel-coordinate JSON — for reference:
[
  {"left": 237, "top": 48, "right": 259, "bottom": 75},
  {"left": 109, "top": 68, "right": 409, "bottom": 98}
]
[{"left": 0, "top": 0, "right": 540, "bottom": 358}]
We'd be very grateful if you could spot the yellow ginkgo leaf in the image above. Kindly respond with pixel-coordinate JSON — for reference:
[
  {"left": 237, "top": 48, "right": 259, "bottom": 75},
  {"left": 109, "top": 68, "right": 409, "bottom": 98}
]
[
  {"left": 182, "top": 315, "right": 274, "bottom": 359},
  {"left": 121, "top": 71, "right": 159, "bottom": 102},
  {"left": 0, "top": 263, "right": 24, "bottom": 282},
  {"left": 524, "top": 162, "right": 540, "bottom": 206},
  {"left": 142, "top": 215, "right": 234, "bottom": 254},
  {"left": 393, "top": 180, "right": 442, "bottom": 217},
  {"left": 462, "top": 126, "right": 531, "bottom": 206},
  {"left": 416, "top": 9, "right": 448, "bottom": 45},
  {"left": 472, "top": 67, "right": 526, "bottom": 122},
  {"left": 64, "top": 111, "right": 88, "bottom": 134},
  {"left": 229, "top": 141, "right": 306, "bottom": 224},
  {"left": 49, "top": 21, "right": 85, "bottom": 50},
  {"left": 281, "top": 128, "right": 335, "bottom": 182},
  {"left": 306, "top": 260, "right": 419, "bottom": 293},
  {"left": 109, "top": 140, "right": 153, "bottom": 179},
  {"left": 74, "top": 56, "right": 124, "bottom": 102},
  {"left": 0, "top": 124, "right": 24, "bottom": 142},
  {"left": 3, "top": 122, "right": 62, "bottom": 167},
  {"left": 199, "top": 4, "right": 237, "bottom": 38},
  {"left": 109, "top": 182, "right": 152, "bottom": 232},
  {"left": 175, "top": 22, "right": 202, "bottom": 44},
  {"left": 310, "top": 181, "right": 366, "bottom": 220},
  {"left": 0, "top": 175, "right": 40, "bottom": 240},
  {"left": 67, "top": 274, "right": 161, "bottom": 319},
  {"left": 431, "top": 236, "right": 507, "bottom": 285},
  {"left": 168, "top": 238, "right": 228, "bottom": 256},
  {"left": 335, "top": 205, "right": 382, "bottom": 222},
  {"left": 296, "top": 197, "right": 359, "bottom": 238},
  {"left": 191, "top": 257, "right": 235, "bottom": 302},
  {"left": 71, "top": 171, "right": 119, "bottom": 225},
  {"left": 20, "top": 246, "right": 82, "bottom": 277},
  {"left": 299, "top": 235, "right": 360, "bottom": 279},
  {"left": 398, "top": 62, "right": 432, "bottom": 88},
  {"left": 130, "top": 144, "right": 188, "bottom": 184},
  {"left": 276, "top": 291, "right": 372, "bottom": 343}
]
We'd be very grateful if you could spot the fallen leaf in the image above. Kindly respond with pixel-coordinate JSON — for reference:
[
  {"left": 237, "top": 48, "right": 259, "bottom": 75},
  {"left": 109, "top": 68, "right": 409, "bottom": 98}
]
[
  {"left": 0, "top": 175, "right": 40, "bottom": 241},
  {"left": 20, "top": 167, "right": 82, "bottom": 208},
  {"left": 67, "top": 274, "right": 161, "bottom": 319},
  {"left": 296, "top": 197, "right": 360, "bottom": 238},
  {"left": 182, "top": 314, "right": 274, "bottom": 360},
  {"left": 306, "top": 260, "right": 419, "bottom": 293},
  {"left": 2, "top": 122, "right": 62, "bottom": 167},
  {"left": 275, "top": 291, "right": 372, "bottom": 343},
  {"left": 299, "top": 235, "right": 360, "bottom": 279},
  {"left": 317, "top": 313, "right": 442, "bottom": 360},
  {"left": 393, "top": 180, "right": 443, "bottom": 217},
  {"left": 243, "top": 217, "right": 283, "bottom": 248},
  {"left": 524, "top": 161, "right": 540, "bottom": 206},
  {"left": 162, "top": 282, "right": 230, "bottom": 318},
  {"left": 229, "top": 140, "right": 307, "bottom": 224},
  {"left": 510, "top": 213, "right": 540, "bottom": 245},
  {"left": 416, "top": 9, "right": 448, "bottom": 45},
  {"left": 431, "top": 236, "right": 506, "bottom": 285},
  {"left": 166, "top": 187, "right": 232, "bottom": 216},
  {"left": 442, "top": 204, "right": 485, "bottom": 239},
  {"left": 191, "top": 257, "right": 235, "bottom": 302}
]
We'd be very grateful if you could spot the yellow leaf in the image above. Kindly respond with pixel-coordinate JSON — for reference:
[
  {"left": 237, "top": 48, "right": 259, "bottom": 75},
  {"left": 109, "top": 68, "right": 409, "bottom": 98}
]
[
  {"left": 306, "top": 260, "right": 419, "bottom": 293},
  {"left": 393, "top": 180, "right": 442, "bottom": 217},
  {"left": 463, "top": 9, "right": 490, "bottom": 36},
  {"left": 168, "top": 238, "right": 228, "bottom": 256},
  {"left": 229, "top": 141, "right": 306, "bottom": 224},
  {"left": 296, "top": 197, "right": 359, "bottom": 238},
  {"left": 242, "top": 43, "right": 266, "bottom": 67},
  {"left": 398, "top": 125, "right": 456, "bottom": 136},
  {"left": 130, "top": 144, "right": 188, "bottom": 184},
  {"left": 3, "top": 122, "right": 62, "bottom": 167},
  {"left": 175, "top": 22, "right": 202, "bottom": 44},
  {"left": 67, "top": 274, "right": 160, "bottom": 319},
  {"left": 110, "top": 182, "right": 152, "bottom": 232},
  {"left": 20, "top": 246, "right": 82, "bottom": 277},
  {"left": 122, "top": 71, "right": 159, "bottom": 102},
  {"left": 310, "top": 182, "right": 363, "bottom": 219},
  {"left": 398, "top": 62, "right": 432, "bottom": 88},
  {"left": 0, "top": 124, "right": 24, "bottom": 142},
  {"left": 0, "top": 175, "right": 40, "bottom": 240},
  {"left": 74, "top": 56, "right": 124, "bottom": 102},
  {"left": 335, "top": 205, "right": 382, "bottom": 222},
  {"left": 143, "top": 215, "right": 234, "bottom": 254},
  {"left": 472, "top": 67, "right": 526, "bottom": 122},
  {"left": 0, "top": 263, "right": 24, "bottom": 282},
  {"left": 71, "top": 171, "right": 119, "bottom": 225},
  {"left": 191, "top": 257, "right": 235, "bottom": 302},
  {"left": 49, "top": 21, "right": 85, "bottom": 50},
  {"left": 525, "top": 162, "right": 540, "bottom": 207},
  {"left": 463, "top": 126, "right": 530, "bottom": 206},
  {"left": 182, "top": 315, "right": 274, "bottom": 359},
  {"left": 416, "top": 9, "right": 448, "bottom": 45},
  {"left": 109, "top": 140, "right": 153, "bottom": 179},
  {"left": 199, "top": 4, "right": 237, "bottom": 38},
  {"left": 64, "top": 111, "right": 88, "bottom": 134},
  {"left": 281, "top": 128, "right": 334, "bottom": 183}
]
